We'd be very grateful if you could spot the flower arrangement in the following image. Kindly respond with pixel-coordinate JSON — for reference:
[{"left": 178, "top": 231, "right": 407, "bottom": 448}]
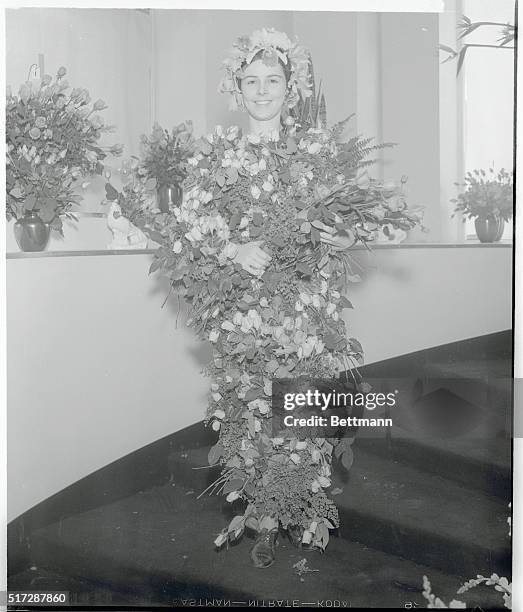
[
  {"left": 139, "top": 121, "right": 195, "bottom": 188},
  {"left": 422, "top": 502, "right": 512, "bottom": 609},
  {"left": 6, "top": 66, "right": 122, "bottom": 233},
  {"left": 112, "top": 117, "right": 421, "bottom": 551},
  {"left": 451, "top": 168, "right": 513, "bottom": 222}
]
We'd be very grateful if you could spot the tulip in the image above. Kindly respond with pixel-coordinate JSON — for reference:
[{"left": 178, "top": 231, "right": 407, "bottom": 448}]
[
  {"left": 214, "top": 533, "right": 227, "bottom": 547},
  {"left": 226, "top": 491, "right": 240, "bottom": 502},
  {"left": 93, "top": 98, "right": 107, "bottom": 111},
  {"left": 19, "top": 83, "right": 31, "bottom": 103}
]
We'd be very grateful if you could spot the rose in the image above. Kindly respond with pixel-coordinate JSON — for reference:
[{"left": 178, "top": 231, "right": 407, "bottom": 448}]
[
  {"left": 35, "top": 117, "right": 46, "bottom": 129},
  {"left": 307, "top": 142, "right": 322, "bottom": 155},
  {"left": 29, "top": 127, "right": 41, "bottom": 140},
  {"left": 90, "top": 115, "right": 104, "bottom": 129},
  {"left": 19, "top": 83, "right": 31, "bottom": 103},
  {"left": 85, "top": 150, "right": 98, "bottom": 164},
  {"left": 57, "top": 66, "right": 67, "bottom": 78}
]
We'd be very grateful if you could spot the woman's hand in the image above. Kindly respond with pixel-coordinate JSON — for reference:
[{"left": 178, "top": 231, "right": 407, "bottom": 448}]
[
  {"left": 317, "top": 222, "right": 356, "bottom": 251},
  {"left": 233, "top": 240, "right": 272, "bottom": 276}
]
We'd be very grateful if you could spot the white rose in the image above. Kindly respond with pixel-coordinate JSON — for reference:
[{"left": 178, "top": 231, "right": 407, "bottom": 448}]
[{"left": 307, "top": 142, "right": 322, "bottom": 155}]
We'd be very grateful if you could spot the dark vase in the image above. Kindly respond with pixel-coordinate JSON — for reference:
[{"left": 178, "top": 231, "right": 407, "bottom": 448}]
[
  {"left": 157, "top": 184, "right": 183, "bottom": 213},
  {"left": 474, "top": 215, "right": 505, "bottom": 243},
  {"left": 14, "top": 211, "right": 51, "bottom": 252}
]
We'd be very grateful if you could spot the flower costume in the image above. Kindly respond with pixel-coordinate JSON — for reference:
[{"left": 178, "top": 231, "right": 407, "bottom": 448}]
[{"left": 117, "top": 28, "right": 420, "bottom": 565}]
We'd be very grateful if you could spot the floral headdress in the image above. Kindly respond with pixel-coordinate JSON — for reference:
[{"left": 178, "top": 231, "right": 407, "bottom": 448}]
[{"left": 218, "top": 27, "right": 313, "bottom": 112}]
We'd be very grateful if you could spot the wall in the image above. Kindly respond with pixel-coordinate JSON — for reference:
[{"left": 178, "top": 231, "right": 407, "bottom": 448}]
[
  {"left": 7, "top": 245, "right": 512, "bottom": 521},
  {"left": 6, "top": 8, "right": 152, "bottom": 212},
  {"left": 6, "top": 8, "right": 446, "bottom": 239}
]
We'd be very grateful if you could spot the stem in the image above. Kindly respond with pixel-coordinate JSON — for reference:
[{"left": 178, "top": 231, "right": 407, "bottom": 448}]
[{"left": 463, "top": 43, "right": 514, "bottom": 50}]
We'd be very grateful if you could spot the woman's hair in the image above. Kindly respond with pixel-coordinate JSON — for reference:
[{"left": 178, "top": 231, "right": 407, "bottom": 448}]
[{"left": 236, "top": 48, "right": 292, "bottom": 93}]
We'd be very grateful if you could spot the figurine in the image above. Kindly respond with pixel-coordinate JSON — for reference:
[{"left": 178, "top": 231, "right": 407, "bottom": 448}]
[{"left": 107, "top": 202, "right": 148, "bottom": 249}]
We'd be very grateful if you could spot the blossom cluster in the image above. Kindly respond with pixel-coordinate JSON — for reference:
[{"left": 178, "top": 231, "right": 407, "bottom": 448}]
[
  {"left": 6, "top": 66, "right": 121, "bottom": 232},
  {"left": 118, "top": 116, "right": 421, "bottom": 552},
  {"left": 218, "top": 27, "right": 313, "bottom": 111}
]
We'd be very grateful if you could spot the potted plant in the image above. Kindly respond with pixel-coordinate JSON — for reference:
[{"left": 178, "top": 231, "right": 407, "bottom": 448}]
[
  {"left": 139, "top": 121, "right": 195, "bottom": 213},
  {"left": 6, "top": 66, "right": 122, "bottom": 251},
  {"left": 451, "top": 168, "right": 513, "bottom": 243}
]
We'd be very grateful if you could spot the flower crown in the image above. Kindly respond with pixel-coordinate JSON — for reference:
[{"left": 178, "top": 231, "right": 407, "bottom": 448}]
[{"left": 218, "top": 28, "right": 313, "bottom": 112}]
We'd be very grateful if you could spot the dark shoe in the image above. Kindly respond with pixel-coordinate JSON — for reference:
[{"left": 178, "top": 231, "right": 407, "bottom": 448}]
[
  {"left": 250, "top": 528, "right": 278, "bottom": 568},
  {"left": 287, "top": 525, "right": 318, "bottom": 551},
  {"left": 287, "top": 524, "right": 304, "bottom": 548}
]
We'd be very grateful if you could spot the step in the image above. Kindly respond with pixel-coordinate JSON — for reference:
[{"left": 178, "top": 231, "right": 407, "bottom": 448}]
[
  {"left": 19, "top": 481, "right": 506, "bottom": 609},
  {"left": 166, "top": 446, "right": 511, "bottom": 578},
  {"left": 355, "top": 425, "right": 512, "bottom": 499}
]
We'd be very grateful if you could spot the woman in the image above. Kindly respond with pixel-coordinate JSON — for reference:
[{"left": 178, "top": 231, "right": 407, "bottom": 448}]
[
  {"left": 216, "top": 30, "right": 355, "bottom": 567},
  {"left": 126, "top": 27, "right": 417, "bottom": 570}
]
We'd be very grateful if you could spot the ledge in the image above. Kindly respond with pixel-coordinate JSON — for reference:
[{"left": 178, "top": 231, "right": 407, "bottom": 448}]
[{"left": 5, "top": 241, "right": 513, "bottom": 259}]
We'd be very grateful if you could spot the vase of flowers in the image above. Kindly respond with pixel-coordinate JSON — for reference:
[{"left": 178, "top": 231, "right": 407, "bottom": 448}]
[
  {"left": 139, "top": 122, "right": 194, "bottom": 213},
  {"left": 6, "top": 66, "right": 122, "bottom": 251},
  {"left": 451, "top": 168, "right": 513, "bottom": 243}
]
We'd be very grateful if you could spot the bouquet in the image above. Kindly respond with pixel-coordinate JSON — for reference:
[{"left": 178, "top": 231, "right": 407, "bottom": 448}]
[
  {"left": 6, "top": 66, "right": 122, "bottom": 233},
  {"left": 112, "top": 117, "right": 422, "bottom": 550},
  {"left": 452, "top": 168, "right": 513, "bottom": 222},
  {"left": 139, "top": 121, "right": 195, "bottom": 188}
]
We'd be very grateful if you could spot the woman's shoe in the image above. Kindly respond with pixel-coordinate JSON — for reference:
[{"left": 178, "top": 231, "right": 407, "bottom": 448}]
[
  {"left": 287, "top": 524, "right": 304, "bottom": 548},
  {"left": 250, "top": 528, "right": 278, "bottom": 568},
  {"left": 287, "top": 525, "right": 317, "bottom": 551}
]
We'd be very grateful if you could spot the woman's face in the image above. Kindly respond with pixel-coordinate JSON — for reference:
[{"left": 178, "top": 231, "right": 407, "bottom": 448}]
[{"left": 240, "top": 59, "right": 287, "bottom": 122}]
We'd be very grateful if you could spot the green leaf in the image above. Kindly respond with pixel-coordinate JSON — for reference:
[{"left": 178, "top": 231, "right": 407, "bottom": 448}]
[
  {"left": 105, "top": 182, "right": 119, "bottom": 201},
  {"left": 296, "top": 262, "right": 312, "bottom": 277},
  {"left": 223, "top": 478, "right": 244, "bottom": 495},
  {"left": 271, "top": 235, "right": 285, "bottom": 248},
  {"left": 149, "top": 258, "right": 162, "bottom": 274},
  {"left": 245, "top": 387, "right": 262, "bottom": 402},
  {"left": 338, "top": 296, "right": 353, "bottom": 309},
  {"left": 227, "top": 515, "right": 245, "bottom": 534},
  {"left": 208, "top": 443, "right": 224, "bottom": 466},
  {"left": 286, "top": 137, "right": 297, "bottom": 154},
  {"left": 24, "top": 194, "right": 36, "bottom": 211}
]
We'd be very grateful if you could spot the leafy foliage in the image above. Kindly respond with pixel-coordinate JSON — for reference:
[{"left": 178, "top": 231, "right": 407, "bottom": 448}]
[
  {"left": 115, "top": 118, "right": 421, "bottom": 552},
  {"left": 439, "top": 14, "right": 515, "bottom": 75}
]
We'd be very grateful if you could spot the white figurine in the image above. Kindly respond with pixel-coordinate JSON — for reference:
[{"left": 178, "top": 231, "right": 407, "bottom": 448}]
[
  {"left": 107, "top": 202, "right": 148, "bottom": 249},
  {"left": 374, "top": 223, "right": 407, "bottom": 245}
]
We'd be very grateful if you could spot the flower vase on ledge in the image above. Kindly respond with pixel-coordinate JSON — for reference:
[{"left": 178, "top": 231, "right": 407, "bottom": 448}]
[
  {"left": 14, "top": 211, "right": 51, "bottom": 252},
  {"left": 475, "top": 215, "right": 505, "bottom": 243},
  {"left": 157, "top": 184, "right": 183, "bottom": 213}
]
